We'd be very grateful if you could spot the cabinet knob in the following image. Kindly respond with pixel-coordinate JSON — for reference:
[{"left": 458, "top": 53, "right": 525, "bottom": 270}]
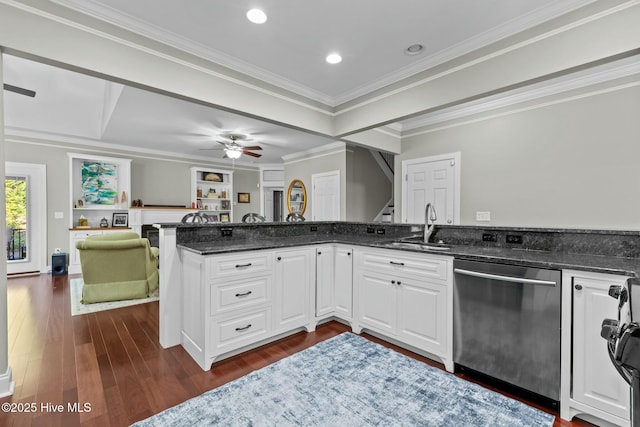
[
  {"left": 574, "top": 284, "right": 583, "bottom": 290},
  {"left": 347, "top": 252, "right": 351, "bottom": 256},
  {"left": 277, "top": 256, "right": 282, "bottom": 261},
  {"left": 391, "top": 280, "right": 396, "bottom": 284},
  {"left": 397, "top": 281, "right": 402, "bottom": 285},
  {"left": 317, "top": 251, "right": 322, "bottom": 255}
]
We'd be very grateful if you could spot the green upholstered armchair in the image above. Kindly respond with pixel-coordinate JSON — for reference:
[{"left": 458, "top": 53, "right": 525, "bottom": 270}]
[{"left": 76, "top": 231, "right": 159, "bottom": 304}]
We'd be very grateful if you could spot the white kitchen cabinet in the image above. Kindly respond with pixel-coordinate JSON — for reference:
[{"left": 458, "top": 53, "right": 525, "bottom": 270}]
[
  {"left": 353, "top": 247, "right": 453, "bottom": 372},
  {"left": 357, "top": 270, "right": 397, "bottom": 335},
  {"left": 274, "top": 247, "right": 315, "bottom": 332},
  {"left": 181, "top": 249, "right": 274, "bottom": 370},
  {"left": 315, "top": 244, "right": 353, "bottom": 321},
  {"left": 180, "top": 246, "right": 317, "bottom": 370},
  {"left": 397, "top": 274, "right": 447, "bottom": 355},
  {"left": 561, "top": 270, "right": 630, "bottom": 426},
  {"left": 315, "top": 245, "right": 335, "bottom": 317},
  {"left": 333, "top": 245, "right": 353, "bottom": 320}
]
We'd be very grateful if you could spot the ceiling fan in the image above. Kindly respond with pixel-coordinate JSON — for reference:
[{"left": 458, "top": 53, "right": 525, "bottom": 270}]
[
  {"left": 201, "top": 133, "right": 262, "bottom": 159},
  {"left": 3, "top": 83, "right": 36, "bottom": 97}
]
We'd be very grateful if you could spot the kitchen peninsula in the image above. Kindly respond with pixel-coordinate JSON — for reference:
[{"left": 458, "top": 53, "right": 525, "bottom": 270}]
[{"left": 156, "top": 221, "right": 640, "bottom": 426}]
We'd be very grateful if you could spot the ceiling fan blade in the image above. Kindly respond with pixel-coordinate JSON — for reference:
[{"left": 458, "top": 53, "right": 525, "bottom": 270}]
[
  {"left": 242, "top": 145, "right": 263, "bottom": 151},
  {"left": 199, "top": 147, "right": 224, "bottom": 151},
  {"left": 243, "top": 150, "right": 262, "bottom": 158},
  {"left": 3, "top": 83, "right": 36, "bottom": 97}
]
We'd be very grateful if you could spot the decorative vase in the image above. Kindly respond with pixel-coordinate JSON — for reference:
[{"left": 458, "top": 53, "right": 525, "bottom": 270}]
[{"left": 121, "top": 191, "right": 127, "bottom": 207}]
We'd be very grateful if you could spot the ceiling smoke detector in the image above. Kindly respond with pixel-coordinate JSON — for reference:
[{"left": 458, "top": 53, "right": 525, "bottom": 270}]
[{"left": 405, "top": 44, "right": 424, "bottom": 55}]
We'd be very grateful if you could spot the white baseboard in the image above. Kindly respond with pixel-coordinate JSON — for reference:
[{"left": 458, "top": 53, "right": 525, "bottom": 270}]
[{"left": 0, "top": 367, "right": 15, "bottom": 398}]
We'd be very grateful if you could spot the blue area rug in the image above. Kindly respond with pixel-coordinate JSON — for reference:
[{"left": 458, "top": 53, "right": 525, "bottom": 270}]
[{"left": 134, "top": 333, "right": 554, "bottom": 426}]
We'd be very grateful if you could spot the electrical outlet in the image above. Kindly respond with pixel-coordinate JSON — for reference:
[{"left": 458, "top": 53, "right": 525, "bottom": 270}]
[
  {"left": 221, "top": 227, "right": 233, "bottom": 237},
  {"left": 482, "top": 233, "right": 497, "bottom": 242},
  {"left": 310, "top": 226, "right": 318, "bottom": 232},
  {"left": 376, "top": 228, "right": 386, "bottom": 235},
  {"left": 366, "top": 227, "right": 375, "bottom": 234},
  {"left": 506, "top": 234, "right": 523, "bottom": 244},
  {"left": 476, "top": 211, "right": 491, "bottom": 221}
]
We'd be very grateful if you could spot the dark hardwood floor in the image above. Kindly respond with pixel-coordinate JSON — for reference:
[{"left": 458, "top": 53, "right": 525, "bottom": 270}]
[{"left": 0, "top": 273, "right": 594, "bottom": 426}]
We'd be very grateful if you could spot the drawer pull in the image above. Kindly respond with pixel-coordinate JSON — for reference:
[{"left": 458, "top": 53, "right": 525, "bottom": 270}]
[
  {"left": 235, "top": 263, "right": 252, "bottom": 268},
  {"left": 235, "top": 324, "right": 252, "bottom": 332},
  {"left": 235, "top": 291, "right": 253, "bottom": 297},
  {"left": 389, "top": 261, "right": 405, "bottom": 266}
]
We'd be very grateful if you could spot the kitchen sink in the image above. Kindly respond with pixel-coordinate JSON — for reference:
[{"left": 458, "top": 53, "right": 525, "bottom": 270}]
[{"left": 386, "top": 241, "right": 451, "bottom": 251}]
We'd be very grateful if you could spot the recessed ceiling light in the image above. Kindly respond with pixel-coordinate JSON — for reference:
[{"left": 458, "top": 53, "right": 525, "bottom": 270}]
[
  {"left": 405, "top": 44, "right": 424, "bottom": 55},
  {"left": 326, "top": 53, "right": 342, "bottom": 64},
  {"left": 247, "top": 9, "right": 267, "bottom": 24}
]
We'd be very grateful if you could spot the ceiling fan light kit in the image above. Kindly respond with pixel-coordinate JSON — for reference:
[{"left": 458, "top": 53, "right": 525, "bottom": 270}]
[
  {"left": 225, "top": 147, "right": 243, "bottom": 159},
  {"left": 199, "top": 133, "right": 263, "bottom": 160}
]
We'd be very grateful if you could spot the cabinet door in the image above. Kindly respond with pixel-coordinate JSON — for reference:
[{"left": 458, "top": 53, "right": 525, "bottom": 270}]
[
  {"left": 357, "top": 270, "right": 397, "bottom": 335},
  {"left": 315, "top": 246, "right": 335, "bottom": 317},
  {"left": 573, "top": 275, "right": 629, "bottom": 419},
  {"left": 334, "top": 246, "right": 353, "bottom": 319},
  {"left": 397, "top": 277, "right": 446, "bottom": 354},
  {"left": 274, "top": 248, "right": 314, "bottom": 331}
]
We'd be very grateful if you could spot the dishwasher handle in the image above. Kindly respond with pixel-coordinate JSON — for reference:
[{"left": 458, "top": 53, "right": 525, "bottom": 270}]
[{"left": 454, "top": 267, "right": 558, "bottom": 286}]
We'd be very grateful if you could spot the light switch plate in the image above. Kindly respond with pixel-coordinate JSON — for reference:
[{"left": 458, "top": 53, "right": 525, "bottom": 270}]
[
  {"left": 54, "top": 211, "right": 64, "bottom": 219},
  {"left": 476, "top": 211, "right": 491, "bottom": 221}
]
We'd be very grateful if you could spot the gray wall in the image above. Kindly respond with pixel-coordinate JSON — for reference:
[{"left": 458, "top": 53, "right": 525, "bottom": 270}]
[
  {"left": 232, "top": 167, "right": 261, "bottom": 221},
  {"left": 284, "top": 148, "right": 347, "bottom": 220},
  {"left": 396, "top": 82, "right": 640, "bottom": 229},
  {"left": 346, "top": 145, "right": 392, "bottom": 222},
  {"left": 4, "top": 138, "right": 261, "bottom": 254},
  {"left": 284, "top": 143, "right": 392, "bottom": 222}
]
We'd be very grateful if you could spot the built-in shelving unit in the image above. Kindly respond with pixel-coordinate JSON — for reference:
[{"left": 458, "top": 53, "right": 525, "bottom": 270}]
[
  {"left": 68, "top": 152, "right": 132, "bottom": 274},
  {"left": 68, "top": 152, "right": 132, "bottom": 229},
  {"left": 190, "top": 167, "right": 234, "bottom": 222}
]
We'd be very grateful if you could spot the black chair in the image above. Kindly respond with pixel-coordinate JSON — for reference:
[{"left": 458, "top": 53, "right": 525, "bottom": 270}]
[
  {"left": 286, "top": 212, "right": 305, "bottom": 222},
  {"left": 242, "top": 213, "right": 266, "bottom": 223}
]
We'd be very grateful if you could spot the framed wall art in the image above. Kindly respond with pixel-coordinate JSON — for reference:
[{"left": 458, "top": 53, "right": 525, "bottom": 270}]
[{"left": 112, "top": 212, "right": 129, "bottom": 227}]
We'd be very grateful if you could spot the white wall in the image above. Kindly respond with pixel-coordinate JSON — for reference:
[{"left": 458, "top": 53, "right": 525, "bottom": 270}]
[{"left": 396, "top": 80, "right": 640, "bottom": 229}]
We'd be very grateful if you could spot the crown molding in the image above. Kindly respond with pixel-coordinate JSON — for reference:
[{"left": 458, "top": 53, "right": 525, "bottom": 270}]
[
  {"left": 281, "top": 141, "right": 345, "bottom": 163},
  {"left": 50, "top": 0, "right": 596, "bottom": 107},
  {"left": 398, "top": 54, "right": 640, "bottom": 132},
  {"left": 4, "top": 127, "right": 262, "bottom": 169},
  {"left": 330, "top": 0, "right": 596, "bottom": 105}
]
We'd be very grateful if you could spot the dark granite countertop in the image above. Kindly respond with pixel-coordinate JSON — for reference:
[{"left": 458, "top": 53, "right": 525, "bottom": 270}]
[{"left": 178, "top": 234, "right": 640, "bottom": 278}]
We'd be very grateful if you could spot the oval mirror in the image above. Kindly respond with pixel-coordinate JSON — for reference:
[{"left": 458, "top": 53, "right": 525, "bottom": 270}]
[{"left": 287, "top": 179, "right": 307, "bottom": 215}]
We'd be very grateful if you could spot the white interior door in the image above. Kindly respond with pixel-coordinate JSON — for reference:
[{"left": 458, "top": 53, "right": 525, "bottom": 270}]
[
  {"left": 5, "top": 162, "right": 47, "bottom": 274},
  {"left": 402, "top": 153, "right": 460, "bottom": 224},
  {"left": 312, "top": 171, "right": 340, "bottom": 221}
]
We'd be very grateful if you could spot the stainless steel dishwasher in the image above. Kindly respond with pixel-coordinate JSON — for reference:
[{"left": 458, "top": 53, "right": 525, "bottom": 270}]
[{"left": 453, "top": 259, "right": 561, "bottom": 405}]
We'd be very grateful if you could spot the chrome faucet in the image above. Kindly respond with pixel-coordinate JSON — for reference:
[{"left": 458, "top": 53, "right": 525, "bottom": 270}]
[{"left": 424, "top": 203, "right": 438, "bottom": 243}]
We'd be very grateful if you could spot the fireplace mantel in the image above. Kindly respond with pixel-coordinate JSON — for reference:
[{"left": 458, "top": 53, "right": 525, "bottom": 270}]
[{"left": 129, "top": 207, "right": 197, "bottom": 235}]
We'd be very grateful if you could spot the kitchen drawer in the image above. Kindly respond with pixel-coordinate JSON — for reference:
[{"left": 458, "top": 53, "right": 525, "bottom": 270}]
[
  {"left": 211, "top": 275, "right": 271, "bottom": 315},
  {"left": 208, "top": 251, "right": 272, "bottom": 281},
  {"left": 211, "top": 308, "right": 271, "bottom": 353},
  {"left": 357, "top": 248, "right": 449, "bottom": 281}
]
